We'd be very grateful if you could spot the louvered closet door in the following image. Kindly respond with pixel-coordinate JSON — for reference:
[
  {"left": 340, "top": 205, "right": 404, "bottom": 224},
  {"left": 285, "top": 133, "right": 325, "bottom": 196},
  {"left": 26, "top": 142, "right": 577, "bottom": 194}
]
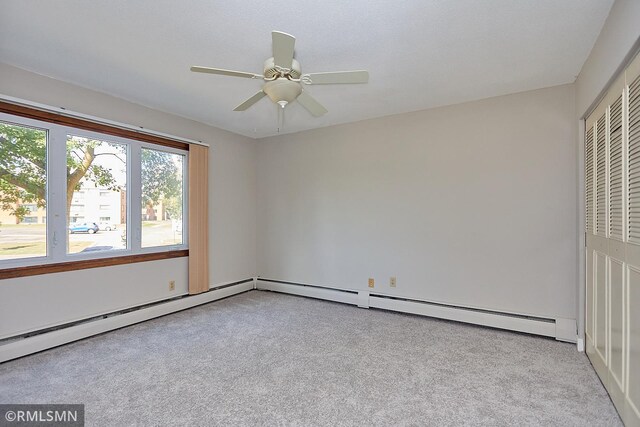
[
  {"left": 609, "top": 96, "right": 623, "bottom": 241},
  {"left": 626, "top": 66, "right": 640, "bottom": 426},
  {"left": 586, "top": 126, "right": 595, "bottom": 341},
  {"left": 595, "top": 111, "right": 609, "bottom": 374},
  {"left": 585, "top": 52, "right": 640, "bottom": 427},
  {"left": 587, "top": 106, "right": 609, "bottom": 375},
  {"left": 630, "top": 74, "right": 640, "bottom": 243},
  {"left": 596, "top": 113, "right": 607, "bottom": 237},
  {"left": 608, "top": 94, "right": 625, "bottom": 399}
]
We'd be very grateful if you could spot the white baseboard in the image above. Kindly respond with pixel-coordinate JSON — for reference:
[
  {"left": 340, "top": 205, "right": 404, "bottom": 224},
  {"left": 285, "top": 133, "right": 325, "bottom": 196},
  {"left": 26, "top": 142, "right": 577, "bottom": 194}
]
[
  {"left": 368, "top": 295, "right": 556, "bottom": 337},
  {"left": 257, "top": 280, "right": 360, "bottom": 305},
  {"left": 555, "top": 318, "right": 578, "bottom": 343},
  {"left": 0, "top": 280, "right": 254, "bottom": 363},
  {"left": 257, "top": 279, "right": 575, "bottom": 341}
]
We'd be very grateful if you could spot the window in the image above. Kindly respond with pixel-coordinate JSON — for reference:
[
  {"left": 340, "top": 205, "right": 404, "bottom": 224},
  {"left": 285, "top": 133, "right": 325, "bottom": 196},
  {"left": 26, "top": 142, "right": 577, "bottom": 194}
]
[
  {"left": 66, "top": 135, "right": 128, "bottom": 254},
  {"left": 0, "top": 109, "right": 188, "bottom": 271},
  {"left": 141, "top": 147, "right": 184, "bottom": 248},
  {"left": 0, "top": 121, "right": 47, "bottom": 260},
  {"left": 20, "top": 204, "right": 37, "bottom": 212}
]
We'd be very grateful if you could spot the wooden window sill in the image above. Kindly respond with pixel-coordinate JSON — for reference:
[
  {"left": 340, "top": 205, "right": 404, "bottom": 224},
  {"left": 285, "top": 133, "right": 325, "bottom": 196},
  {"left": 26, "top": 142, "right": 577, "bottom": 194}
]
[{"left": 0, "top": 250, "right": 189, "bottom": 280}]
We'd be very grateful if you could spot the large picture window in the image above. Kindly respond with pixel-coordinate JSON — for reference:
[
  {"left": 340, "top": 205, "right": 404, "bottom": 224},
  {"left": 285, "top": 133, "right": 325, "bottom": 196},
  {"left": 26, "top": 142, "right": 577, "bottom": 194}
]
[{"left": 0, "top": 110, "right": 188, "bottom": 271}]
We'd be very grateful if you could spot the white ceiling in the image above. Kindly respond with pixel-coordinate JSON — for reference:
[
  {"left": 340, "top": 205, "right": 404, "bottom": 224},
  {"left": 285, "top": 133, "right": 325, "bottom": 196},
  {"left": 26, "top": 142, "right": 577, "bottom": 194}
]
[{"left": 0, "top": 0, "right": 613, "bottom": 138}]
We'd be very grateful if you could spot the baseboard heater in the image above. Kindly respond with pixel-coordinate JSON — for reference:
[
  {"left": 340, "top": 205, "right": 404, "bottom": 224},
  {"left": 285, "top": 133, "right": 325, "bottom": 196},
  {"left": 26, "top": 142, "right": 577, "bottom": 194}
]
[
  {"left": 256, "top": 279, "right": 576, "bottom": 343},
  {"left": 0, "top": 279, "right": 255, "bottom": 363}
]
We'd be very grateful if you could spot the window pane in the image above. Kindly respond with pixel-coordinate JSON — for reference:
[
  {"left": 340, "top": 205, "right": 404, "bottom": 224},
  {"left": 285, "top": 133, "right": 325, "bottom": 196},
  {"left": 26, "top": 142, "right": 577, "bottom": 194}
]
[
  {"left": 0, "top": 121, "right": 47, "bottom": 260},
  {"left": 67, "top": 135, "right": 127, "bottom": 254},
  {"left": 141, "top": 148, "right": 183, "bottom": 248}
]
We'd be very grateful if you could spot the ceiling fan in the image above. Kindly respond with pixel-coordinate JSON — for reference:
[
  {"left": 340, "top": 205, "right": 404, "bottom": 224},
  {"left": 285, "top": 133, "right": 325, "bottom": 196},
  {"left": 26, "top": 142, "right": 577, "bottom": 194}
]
[{"left": 190, "top": 31, "right": 369, "bottom": 121}]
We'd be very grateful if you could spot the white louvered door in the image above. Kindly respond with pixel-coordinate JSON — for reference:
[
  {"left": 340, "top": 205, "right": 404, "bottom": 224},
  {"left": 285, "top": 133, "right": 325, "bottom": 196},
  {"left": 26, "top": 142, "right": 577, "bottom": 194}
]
[
  {"left": 610, "top": 96, "right": 623, "bottom": 241},
  {"left": 596, "top": 113, "right": 607, "bottom": 238},
  {"left": 585, "top": 52, "right": 640, "bottom": 427},
  {"left": 626, "top": 64, "right": 640, "bottom": 427}
]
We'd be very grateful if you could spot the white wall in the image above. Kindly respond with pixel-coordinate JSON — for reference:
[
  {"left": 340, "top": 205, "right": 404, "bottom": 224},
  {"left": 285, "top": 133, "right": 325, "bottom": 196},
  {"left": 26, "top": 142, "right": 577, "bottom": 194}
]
[
  {"left": 575, "top": 0, "right": 640, "bottom": 118},
  {"left": 0, "top": 258, "right": 188, "bottom": 339},
  {"left": 0, "top": 63, "right": 257, "bottom": 338},
  {"left": 257, "top": 84, "right": 577, "bottom": 321}
]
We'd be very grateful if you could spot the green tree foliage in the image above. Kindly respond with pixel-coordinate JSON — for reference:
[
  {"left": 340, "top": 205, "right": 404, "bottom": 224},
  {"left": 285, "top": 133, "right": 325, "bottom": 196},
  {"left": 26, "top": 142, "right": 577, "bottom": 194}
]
[
  {"left": 0, "top": 124, "right": 46, "bottom": 221},
  {"left": 0, "top": 123, "right": 182, "bottom": 223},
  {"left": 66, "top": 136, "right": 125, "bottom": 218},
  {"left": 141, "top": 148, "right": 182, "bottom": 218},
  {"left": 163, "top": 196, "right": 183, "bottom": 220}
]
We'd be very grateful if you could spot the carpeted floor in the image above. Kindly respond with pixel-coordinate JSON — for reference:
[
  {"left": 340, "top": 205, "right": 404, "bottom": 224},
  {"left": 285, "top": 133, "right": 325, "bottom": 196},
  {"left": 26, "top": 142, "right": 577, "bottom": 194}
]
[{"left": 0, "top": 290, "right": 622, "bottom": 426}]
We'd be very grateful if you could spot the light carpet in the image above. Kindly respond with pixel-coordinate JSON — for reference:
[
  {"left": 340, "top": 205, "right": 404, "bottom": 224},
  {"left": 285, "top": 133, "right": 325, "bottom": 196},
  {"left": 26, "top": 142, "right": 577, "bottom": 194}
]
[{"left": 0, "top": 290, "right": 622, "bottom": 426}]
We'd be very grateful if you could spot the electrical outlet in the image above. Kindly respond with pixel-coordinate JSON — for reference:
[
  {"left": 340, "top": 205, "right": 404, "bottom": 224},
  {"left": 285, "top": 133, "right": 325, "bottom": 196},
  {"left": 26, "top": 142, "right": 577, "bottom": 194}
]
[
  {"left": 368, "top": 278, "right": 375, "bottom": 288},
  {"left": 169, "top": 280, "right": 175, "bottom": 291},
  {"left": 390, "top": 277, "right": 397, "bottom": 287}
]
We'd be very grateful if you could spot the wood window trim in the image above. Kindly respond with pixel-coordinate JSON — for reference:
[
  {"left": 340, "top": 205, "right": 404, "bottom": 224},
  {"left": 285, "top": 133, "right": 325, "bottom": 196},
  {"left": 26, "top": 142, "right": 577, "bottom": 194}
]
[
  {"left": 0, "top": 250, "right": 188, "bottom": 280},
  {"left": 0, "top": 100, "right": 190, "bottom": 151}
]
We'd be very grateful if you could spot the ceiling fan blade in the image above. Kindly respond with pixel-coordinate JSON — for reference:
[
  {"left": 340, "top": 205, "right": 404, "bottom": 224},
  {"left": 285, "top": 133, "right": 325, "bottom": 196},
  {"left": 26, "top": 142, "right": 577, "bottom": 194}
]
[
  {"left": 303, "top": 70, "right": 369, "bottom": 85},
  {"left": 297, "top": 91, "right": 328, "bottom": 117},
  {"left": 233, "top": 91, "right": 267, "bottom": 111},
  {"left": 272, "top": 31, "right": 296, "bottom": 69},
  {"left": 190, "top": 66, "right": 260, "bottom": 79}
]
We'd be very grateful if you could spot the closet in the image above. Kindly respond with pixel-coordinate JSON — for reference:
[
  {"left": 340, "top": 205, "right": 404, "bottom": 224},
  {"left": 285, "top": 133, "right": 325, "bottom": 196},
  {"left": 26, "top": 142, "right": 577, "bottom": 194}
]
[{"left": 585, "top": 51, "right": 640, "bottom": 426}]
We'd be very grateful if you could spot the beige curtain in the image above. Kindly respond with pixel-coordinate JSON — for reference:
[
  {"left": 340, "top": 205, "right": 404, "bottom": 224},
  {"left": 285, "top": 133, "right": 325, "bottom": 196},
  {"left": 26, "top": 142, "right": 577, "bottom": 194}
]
[{"left": 188, "top": 144, "right": 209, "bottom": 294}]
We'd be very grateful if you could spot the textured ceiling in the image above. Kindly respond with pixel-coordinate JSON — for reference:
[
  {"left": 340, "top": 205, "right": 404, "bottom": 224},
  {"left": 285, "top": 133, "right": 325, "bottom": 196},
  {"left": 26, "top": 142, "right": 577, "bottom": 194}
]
[{"left": 0, "top": 0, "right": 613, "bottom": 138}]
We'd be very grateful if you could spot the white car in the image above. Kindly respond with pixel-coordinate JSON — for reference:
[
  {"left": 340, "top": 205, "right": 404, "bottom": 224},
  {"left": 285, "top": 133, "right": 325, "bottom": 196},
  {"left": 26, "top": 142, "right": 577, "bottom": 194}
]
[{"left": 98, "top": 222, "right": 117, "bottom": 231}]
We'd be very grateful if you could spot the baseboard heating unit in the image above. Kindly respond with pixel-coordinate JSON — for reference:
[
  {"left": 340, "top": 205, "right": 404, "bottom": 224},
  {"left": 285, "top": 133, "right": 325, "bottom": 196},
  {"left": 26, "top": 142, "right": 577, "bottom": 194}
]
[
  {"left": 256, "top": 279, "right": 576, "bottom": 343},
  {"left": 0, "top": 279, "right": 255, "bottom": 363}
]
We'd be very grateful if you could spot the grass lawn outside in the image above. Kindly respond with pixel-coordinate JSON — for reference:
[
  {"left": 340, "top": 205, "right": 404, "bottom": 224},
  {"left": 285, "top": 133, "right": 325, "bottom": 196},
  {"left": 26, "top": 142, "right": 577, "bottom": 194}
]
[{"left": 0, "top": 241, "right": 92, "bottom": 256}]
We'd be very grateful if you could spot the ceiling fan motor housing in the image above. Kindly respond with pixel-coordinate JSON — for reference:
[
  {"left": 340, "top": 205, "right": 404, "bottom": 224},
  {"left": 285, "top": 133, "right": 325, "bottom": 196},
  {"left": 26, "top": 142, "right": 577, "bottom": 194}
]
[{"left": 264, "top": 57, "right": 301, "bottom": 79}]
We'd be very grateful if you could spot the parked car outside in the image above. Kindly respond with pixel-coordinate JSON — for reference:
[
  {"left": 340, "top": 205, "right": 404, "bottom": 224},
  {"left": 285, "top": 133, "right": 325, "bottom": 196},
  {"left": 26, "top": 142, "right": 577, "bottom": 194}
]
[
  {"left": 98, "top": 222, "right": 117, "bottom": 231},
  {"left": 69, "top": 222, "right": 99, "bottom": 234}
]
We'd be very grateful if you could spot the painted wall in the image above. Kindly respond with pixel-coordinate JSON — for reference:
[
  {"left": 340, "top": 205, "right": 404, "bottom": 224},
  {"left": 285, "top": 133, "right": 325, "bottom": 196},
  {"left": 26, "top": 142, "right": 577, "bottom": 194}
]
[
  {"left": 575, "top": 0, "right": 640, "bottom": 118},
  {"left": 0, "top": 63, "right": 257, "bottom": 338},
  {"left": 257, "top": 84, "right": 577, "bottom": 321},
  {"left": 0, "top": 258, "right": 188, "bottom": 339}
]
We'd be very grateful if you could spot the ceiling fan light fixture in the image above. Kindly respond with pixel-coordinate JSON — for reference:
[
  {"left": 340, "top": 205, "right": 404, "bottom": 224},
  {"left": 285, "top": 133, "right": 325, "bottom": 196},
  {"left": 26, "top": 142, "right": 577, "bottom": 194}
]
[{"left": 263, "top": 78, "right": 302, "bottom": 104}]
